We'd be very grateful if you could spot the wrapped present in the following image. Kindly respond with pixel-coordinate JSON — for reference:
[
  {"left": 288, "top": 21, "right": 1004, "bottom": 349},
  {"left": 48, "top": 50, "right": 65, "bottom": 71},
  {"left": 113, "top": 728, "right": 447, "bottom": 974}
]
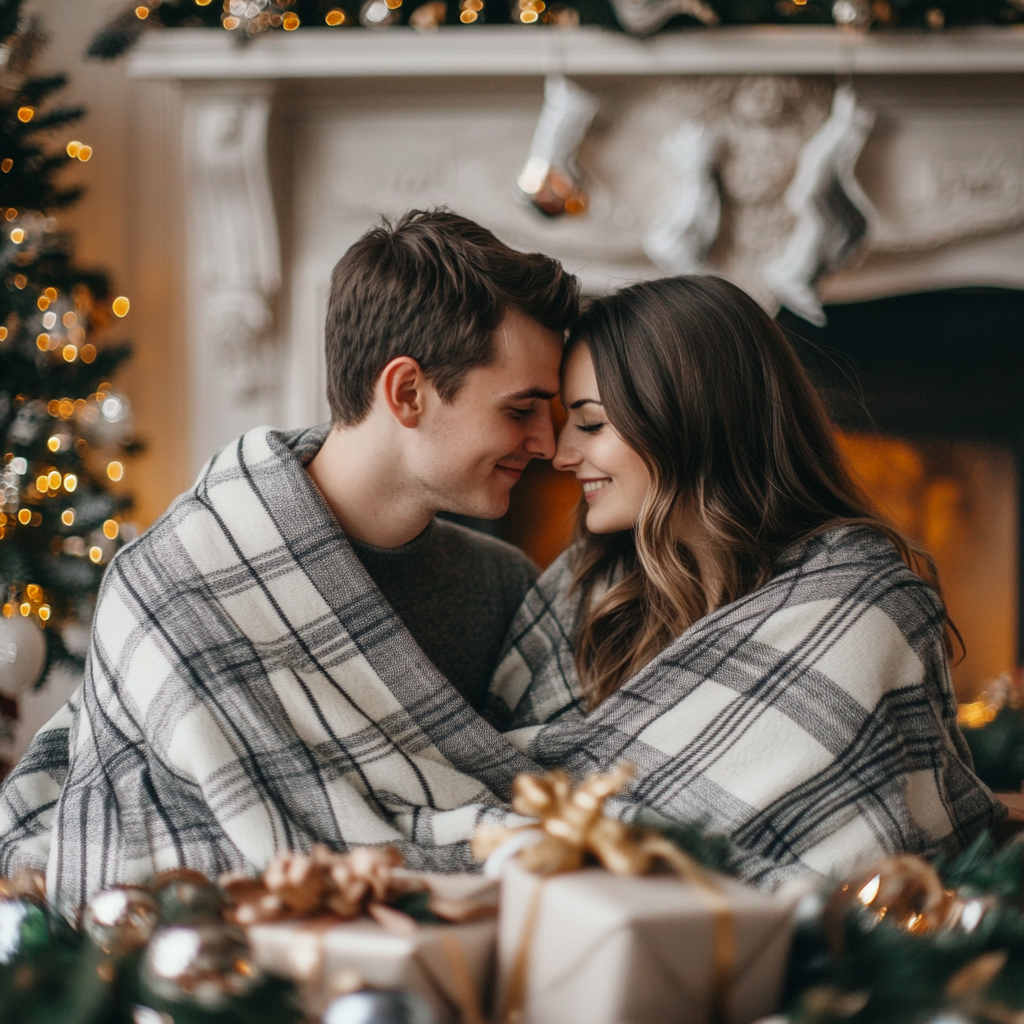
[
  {"left": 497, "top": 859, "right": 797, "bottom": 1024},
  {"left": 225, "top": 847, "right": 498, "bottom": 1024},
  {"left": 475, "top": 765, "right": 800, "bottom": 1024}
]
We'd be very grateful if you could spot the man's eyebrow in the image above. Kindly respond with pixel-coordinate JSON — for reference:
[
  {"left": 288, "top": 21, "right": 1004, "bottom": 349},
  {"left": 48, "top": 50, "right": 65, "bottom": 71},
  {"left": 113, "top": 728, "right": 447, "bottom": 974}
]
[
  {"left": 504, "top": 388, "right": 557, "bottom": 401},
  {"left": 569, "top": 398, "right": 603, "bottom": 409}
]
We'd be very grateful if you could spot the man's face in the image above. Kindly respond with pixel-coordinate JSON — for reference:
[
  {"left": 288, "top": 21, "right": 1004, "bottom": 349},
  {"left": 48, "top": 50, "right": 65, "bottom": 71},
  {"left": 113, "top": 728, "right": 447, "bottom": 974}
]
[{"left": 415, "top": 308, "right": 562, "bottom": 519}]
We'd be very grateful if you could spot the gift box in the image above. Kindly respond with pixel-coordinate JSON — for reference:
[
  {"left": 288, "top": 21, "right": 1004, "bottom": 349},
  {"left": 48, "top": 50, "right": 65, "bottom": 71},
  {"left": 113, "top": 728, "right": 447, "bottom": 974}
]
[
  {"left": 496, "top": 859, "right": 800, "bottom": 1024},
  {"left": 246, "top": 873, "right": 497, "bottom": 1024}
]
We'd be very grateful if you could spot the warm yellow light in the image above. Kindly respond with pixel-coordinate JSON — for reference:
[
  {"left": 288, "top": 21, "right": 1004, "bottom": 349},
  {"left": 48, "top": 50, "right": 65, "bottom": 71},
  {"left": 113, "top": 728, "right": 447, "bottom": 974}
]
[
  {"left": 135, "top": 5, "right": 150, "bottom": 17},
  {"left": 283, "top": 12, "right": 300, "bottom": 28},
  {"left": 81, "top": 344, "right": 97, "bottom": 364},
  {"left": 62, "top": 345, "right": 78, "bottom": 362},
  {"left": 61, "top": 509, "right": 75, "bottom": 526},
  {"left": 44, "top": 287, "right": 57, "bottom": 300},
  {"left": 26, "top": 585, "right": 41, "bottom": 601},
  {"left": 62, "top": 311, "right": 77, "bottom": 328},
  {"left": 112, "top": 296, "right": 130, "bottom": 318},
  {"left": 47, "top": 400, "right": 60, "bottom": 416},
  {"left": 325, "top": 8, "right": 346, "bottom": 23},
  {"left": 10, "top": 228, "right": 25, "bottom": 244},
  {"left": 0, "top": 603, "right": 10, "bottom": 617},
  {"left": 89, "top": 546, "right": 103, "bottom": 564},
  {"left": 107, "top": 461, "right": 124, "bottom": 482},
  {"left": 63, "top": 473, "right": 78, "bottom": 492},
  {"left": 3, "top": 209, "right": 15, "bottom": 221},
  {"left": 36, "top": 475, "right": 49, "bottom": 493},
  {"left": 0, "top": 327, "right": 7, "bottom": 341},
  {"left": 1, "top": 159, "right": 12, "bottom": 173},
  {"left": 47, "top": 436, "right": 60, "bottom": 452},
  {"left": 77, "top": 145, "right": 93, "bottom": 162},
  {"left": 103, "top": 519, "right": 119, "bottom": 540},
  {"left": 520, "top": 9, "right": 538, "bottom": 19},
  {"left": 223, "top": 15, "right": 240, "bottom": 28},
  {"left": 19, "top": 602, "right": 30, "bottom": 616},
  {"left": 17, "top": 107, "right": 34, "bottom": 123},
  {"left": 58, "top": 399, "right": 74, "bottom": 419},
  {"left": 47, "top": 470, "right": 61, "bottom": 490},
  {"left": 459, "top": 8, "right": 477, "bottom": 19},
  {"left": 196, "top": 0, "right": 214, "bottom": 5},
  {"left": 67, "top": 141, "right": 81, "bottom": 158},
  {"left": 38, "top": 606, "right": 50, "bottom": 621},
  {"left": 17, "top": 509, "right": 31, "bottom": 525},
  {"left": 36, "top": 334, "right": 50, "bottom": 351},
  {"left": 13, "top": 275, "right": 26, "bottom": 289},
  {"left": 37, "top": 296, "right": 50, "bottom": 311},
  {"left": 0, "top": 513, "right": 5, "bottom": 526},
  {"left": 385, "top": 0, "right": 403, "bottom": 8},
  {"left": 857, "top": 874, "right": 881, "bottom": 905},
  {"left": 957, "top": 700, "right": 990, "bottom": 729}
]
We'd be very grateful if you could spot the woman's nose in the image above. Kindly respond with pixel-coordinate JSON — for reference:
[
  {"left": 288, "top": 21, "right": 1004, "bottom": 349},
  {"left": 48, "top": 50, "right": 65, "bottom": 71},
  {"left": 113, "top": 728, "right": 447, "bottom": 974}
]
[{"left": 553, "top": 426, "right": 582, "bottom": 472}]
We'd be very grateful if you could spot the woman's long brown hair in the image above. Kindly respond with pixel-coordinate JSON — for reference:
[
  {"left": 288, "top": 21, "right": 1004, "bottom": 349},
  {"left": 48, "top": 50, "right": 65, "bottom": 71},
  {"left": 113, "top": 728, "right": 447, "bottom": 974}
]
[{"left": 570, "top": 275, "right": 951, "bottom": 708}]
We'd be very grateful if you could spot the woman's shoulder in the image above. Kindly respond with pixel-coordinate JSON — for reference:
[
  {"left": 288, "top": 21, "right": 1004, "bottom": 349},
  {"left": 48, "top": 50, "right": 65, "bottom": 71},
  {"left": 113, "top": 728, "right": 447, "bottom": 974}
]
[{"left": 769, "top": 523, "right": 946, "bottom": 634}]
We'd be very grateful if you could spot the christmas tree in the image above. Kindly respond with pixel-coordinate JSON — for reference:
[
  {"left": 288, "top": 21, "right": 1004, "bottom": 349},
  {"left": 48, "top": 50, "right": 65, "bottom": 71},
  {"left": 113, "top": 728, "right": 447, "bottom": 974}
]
[{"left": 0, "top": 0, "right": 136, "bottom": 728}]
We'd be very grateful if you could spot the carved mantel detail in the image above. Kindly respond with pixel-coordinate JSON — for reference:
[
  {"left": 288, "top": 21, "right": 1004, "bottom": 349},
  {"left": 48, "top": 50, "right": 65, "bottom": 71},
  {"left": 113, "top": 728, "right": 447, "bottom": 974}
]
[{"left": 183, "top": 85, "right": 280, "bottom": 400}]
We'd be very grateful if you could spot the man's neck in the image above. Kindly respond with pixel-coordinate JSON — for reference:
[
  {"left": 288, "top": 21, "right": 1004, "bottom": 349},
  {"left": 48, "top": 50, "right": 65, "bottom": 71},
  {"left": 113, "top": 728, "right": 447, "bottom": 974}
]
[{"left": 306, "top": 423, "right": 435, "bottom": 549}]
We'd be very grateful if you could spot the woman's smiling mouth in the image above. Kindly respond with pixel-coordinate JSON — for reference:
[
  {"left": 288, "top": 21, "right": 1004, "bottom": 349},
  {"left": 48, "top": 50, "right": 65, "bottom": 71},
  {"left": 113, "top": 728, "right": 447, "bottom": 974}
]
[{"left": 582, "top": 478, "right": 612, "bottom": 497}]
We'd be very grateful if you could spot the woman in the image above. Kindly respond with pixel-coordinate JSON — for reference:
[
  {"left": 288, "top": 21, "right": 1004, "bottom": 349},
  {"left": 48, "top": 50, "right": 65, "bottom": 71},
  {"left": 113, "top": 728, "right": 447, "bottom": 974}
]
[{"left": 488, "top": 275, "right": 1002, "bottom": 886}]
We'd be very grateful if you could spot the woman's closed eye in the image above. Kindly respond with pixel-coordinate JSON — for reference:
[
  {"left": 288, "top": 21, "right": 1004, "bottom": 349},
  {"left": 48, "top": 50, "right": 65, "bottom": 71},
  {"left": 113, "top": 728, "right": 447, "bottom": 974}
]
[{"left": 576, "top": 421, "right": 606, "bottom": 434}]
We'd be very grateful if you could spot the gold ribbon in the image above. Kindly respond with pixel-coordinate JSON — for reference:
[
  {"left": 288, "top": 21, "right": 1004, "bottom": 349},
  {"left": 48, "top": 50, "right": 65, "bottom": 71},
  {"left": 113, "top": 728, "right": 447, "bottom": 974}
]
[{"left": 474, "top": 764, "right": 736, "bottom": 1024}]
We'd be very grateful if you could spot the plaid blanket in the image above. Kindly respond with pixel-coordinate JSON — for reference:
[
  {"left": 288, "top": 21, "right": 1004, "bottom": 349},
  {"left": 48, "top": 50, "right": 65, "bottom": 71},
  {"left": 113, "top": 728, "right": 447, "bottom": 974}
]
[
  {"left": 0, "top": 425, "right": 1001, "bottom": 908},
  {"left": 488, "top": 525, "right": 1003, "bottom": 886}
]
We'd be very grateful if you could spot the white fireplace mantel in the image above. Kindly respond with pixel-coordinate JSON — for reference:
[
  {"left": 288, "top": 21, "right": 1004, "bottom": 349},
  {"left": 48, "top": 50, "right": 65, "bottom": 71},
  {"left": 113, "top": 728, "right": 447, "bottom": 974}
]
[
  {"left": 125, "top": 27, "right": 1024, "bottom": 474},
  {"left": 128, "top": 25, "right": 1024, "bottom": 79}
]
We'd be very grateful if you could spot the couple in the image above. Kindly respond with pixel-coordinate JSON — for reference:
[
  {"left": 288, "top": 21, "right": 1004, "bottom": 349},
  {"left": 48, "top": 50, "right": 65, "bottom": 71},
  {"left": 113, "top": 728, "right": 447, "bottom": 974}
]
[{"left": 0, "top": 209, "right": 1001, "bottom": 910}]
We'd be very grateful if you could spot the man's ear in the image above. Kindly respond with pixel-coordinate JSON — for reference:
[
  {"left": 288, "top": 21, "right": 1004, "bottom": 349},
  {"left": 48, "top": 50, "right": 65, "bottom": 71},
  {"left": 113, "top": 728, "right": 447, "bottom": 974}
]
[{"left": 379, "top": 356, "right": 429, "bottom": 428}]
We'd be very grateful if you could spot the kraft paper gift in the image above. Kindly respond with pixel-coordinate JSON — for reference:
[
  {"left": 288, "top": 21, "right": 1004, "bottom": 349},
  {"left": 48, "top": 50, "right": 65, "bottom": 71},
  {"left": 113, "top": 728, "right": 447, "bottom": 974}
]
[
  {"left": 496, "top": 859, "right": 799, "bottom": 1024},
  {"left": 246, "top": 873, "right": 497, "bottom": 1024}
]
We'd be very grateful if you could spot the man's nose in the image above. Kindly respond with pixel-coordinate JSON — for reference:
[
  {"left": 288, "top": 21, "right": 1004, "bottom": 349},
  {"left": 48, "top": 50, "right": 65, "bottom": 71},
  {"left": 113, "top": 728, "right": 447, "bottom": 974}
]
[
  {"left": 552, "top": 423, "right": 581, "bottom": 471},
  {"left": 524, "top": 404, "right": 557, "bottom": 461}
]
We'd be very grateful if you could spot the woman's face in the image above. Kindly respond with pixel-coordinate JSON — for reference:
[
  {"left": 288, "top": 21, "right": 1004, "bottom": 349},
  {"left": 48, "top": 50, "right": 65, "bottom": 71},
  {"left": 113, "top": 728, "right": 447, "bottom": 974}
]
[{"left": 554, "top": 344, "right": 652, "bottom": 534}]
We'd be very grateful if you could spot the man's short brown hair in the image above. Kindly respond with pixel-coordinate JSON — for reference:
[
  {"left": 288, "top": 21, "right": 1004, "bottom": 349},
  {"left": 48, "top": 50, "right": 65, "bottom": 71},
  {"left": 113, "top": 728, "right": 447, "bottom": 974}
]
[{"left": 324, "top": 209, "right": 580, "bottom": 425}]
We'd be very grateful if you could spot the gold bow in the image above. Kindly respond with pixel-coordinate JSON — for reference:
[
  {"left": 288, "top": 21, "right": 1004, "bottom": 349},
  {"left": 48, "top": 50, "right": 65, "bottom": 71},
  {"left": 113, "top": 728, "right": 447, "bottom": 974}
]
[
  {"left": 221, "top": 845, "right": 424, "bottom": 925},
  {"left": 472, "top": 763, "right": 704, "bottom": 879},
  {"left": 475, "top": 765, "right": 735, "bottom": 1024}
]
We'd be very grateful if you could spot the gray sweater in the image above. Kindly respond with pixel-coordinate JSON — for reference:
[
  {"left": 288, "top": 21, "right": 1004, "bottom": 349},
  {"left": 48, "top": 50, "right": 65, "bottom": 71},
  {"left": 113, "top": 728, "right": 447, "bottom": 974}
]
[{"left": 349, "top": 519, "right": 538, "bottom": 710}]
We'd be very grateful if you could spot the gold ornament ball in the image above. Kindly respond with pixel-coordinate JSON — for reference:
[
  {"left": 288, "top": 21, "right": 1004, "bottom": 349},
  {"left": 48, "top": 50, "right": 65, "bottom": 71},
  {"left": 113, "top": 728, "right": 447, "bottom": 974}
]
[
  {"left": 82, "top": 885, "right": 161, "bottom": 954},
  {"left": 142, "top": 923, "right": 261, "bottom": 1008}
]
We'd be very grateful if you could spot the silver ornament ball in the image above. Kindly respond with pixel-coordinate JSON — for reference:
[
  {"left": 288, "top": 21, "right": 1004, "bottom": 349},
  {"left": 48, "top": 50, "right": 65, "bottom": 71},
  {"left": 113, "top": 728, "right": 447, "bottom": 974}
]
[
  {"left": 0, "top": 897, "right": 45, "bottom": 965},
  {"left": 832, "top": 0, "right": 871, "bottom": 26},
  {"left": 142, "top": 922, "right": 261, "bottom": 1008},
  {"left": 323, "top": 990, "right": 438, "bottom": 1024},
  {"left": 83, "top": 885, "right": 161, "bottom": 954},
  {"left": 0, "top": 613, "right": 46, "bottom": 698}
]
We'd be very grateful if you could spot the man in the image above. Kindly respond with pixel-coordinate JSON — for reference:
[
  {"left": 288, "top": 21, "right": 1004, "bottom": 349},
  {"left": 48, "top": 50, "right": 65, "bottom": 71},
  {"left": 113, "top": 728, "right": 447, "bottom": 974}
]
[{"left": 0, "top": 210, "right": 578, "bottom": 907}]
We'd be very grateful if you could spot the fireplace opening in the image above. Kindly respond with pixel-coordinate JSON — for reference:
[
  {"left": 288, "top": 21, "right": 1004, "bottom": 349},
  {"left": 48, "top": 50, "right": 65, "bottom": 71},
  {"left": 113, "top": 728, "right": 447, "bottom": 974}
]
[{"left": 494, "top": 287, "right": 1024, "bottom": 703}]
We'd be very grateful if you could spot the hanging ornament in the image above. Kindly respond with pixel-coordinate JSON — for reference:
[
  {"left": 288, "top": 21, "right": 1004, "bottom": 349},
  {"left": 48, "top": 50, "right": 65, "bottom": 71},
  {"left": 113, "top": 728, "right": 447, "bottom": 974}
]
[
  {"left": 762, "top": 85, "right": 876, "bottom": 327},
  {"left": 409, "top": 1, "right": 448, "bottom": 28},
  {"left": 517, "top": 76, "right": 598, "bottom": 218},
  {"left": 0, "top": 612, "right": 47, "bottom": 698},
  {"left": 360, "top": 0, "right": 403, "bottom": 26},
  {"left": 643, "top": 122, "right": 723, "bottom": 275},
  {"left": 832, "top": 0, "right": 872, "bottom": 28},
  {"left": 152, "top": 867, "right": 227, "bottom": 925},
  {"left": 222, "top": 0, "right": 297, "bottom": 39},
  {"left": 608, "top": 0, "right": 718, "bottom": 33},
  {"left": 322, "top": 989, "right": 439, "bottom": 1024},
  {"left": 140, "top": 922, "right": 262, "bottom": 1009},
  {"left": 82, "top": 885, "right": 161, "bottom": 956}
]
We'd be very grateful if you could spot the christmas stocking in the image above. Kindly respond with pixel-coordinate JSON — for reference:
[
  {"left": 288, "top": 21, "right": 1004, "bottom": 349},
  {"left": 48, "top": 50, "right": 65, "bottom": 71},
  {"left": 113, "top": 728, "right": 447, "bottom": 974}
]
[
  {"left": 763, "top": 86, "right": 876, "bottom": 327},
  {"left": 517, "top": 75, "right": 598, "bottom": 218},
  {"left": 643, "top": 121, "right": 723, "bottom": 275}
]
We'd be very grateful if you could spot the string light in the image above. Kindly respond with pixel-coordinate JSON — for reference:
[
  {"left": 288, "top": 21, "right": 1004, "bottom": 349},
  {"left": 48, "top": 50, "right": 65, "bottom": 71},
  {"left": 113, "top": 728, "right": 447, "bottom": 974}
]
[
  {"left": 10, "top": 228, "right": 25, "bottom": 243},
  {"left": 1, "top": 159, "right": 12, "bottom": 173},
  {"left": 103, "top": 520, "right": 119, "bottom": 539},
  {"left": 112, "top": 296, "right": 130, "bottom": 317},
  {"left": 63, "top": 473, "right": 78, "bottom": 492},
  {"left": 89, "top": 546, "right": 103, "bottom": 563},
  {"left": 135, "top": 5, "right": 150, "bottom": 17},
  {"left": 61, "top": 510, "right": 74, "bottom": 526},
  {"left": 107, "top": 461, "right": 124, "bottom": 482},
  {"left": 325, "top": 8, "right": 346, "bottom": 22},
  {"left": 283, "top": 12, "right": 300, "bottom": 28},
  {"left": 17, "top": 107, "right": 34, "bottom": 123}
]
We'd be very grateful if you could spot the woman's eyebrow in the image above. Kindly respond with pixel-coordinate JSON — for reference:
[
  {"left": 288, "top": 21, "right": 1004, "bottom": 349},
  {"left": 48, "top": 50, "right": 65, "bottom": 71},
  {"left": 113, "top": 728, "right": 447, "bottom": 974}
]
[{"left": 569, "top": 398, "right": 604, "bottom": 410}]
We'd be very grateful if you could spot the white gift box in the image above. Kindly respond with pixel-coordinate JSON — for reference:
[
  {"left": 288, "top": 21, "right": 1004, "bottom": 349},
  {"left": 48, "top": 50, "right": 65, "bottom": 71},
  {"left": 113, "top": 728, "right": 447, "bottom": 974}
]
[
  {"left": 496, "top": 859, "right": 799, "bottom": 1024},
  {"left": 246, "top": 874, "right": 497, "bottom": 1024}
]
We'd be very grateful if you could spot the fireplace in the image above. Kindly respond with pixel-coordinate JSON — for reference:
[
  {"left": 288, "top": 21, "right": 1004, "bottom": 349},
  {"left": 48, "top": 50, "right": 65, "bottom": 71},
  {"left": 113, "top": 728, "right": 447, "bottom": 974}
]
[{"left": 123, "top": 25, "right": 1024, "bottom": 702}]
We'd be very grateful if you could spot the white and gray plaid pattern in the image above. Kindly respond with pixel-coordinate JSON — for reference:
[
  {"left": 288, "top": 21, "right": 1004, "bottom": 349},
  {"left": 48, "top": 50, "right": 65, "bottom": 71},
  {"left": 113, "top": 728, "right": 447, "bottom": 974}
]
[
  {"left": 0, "top": 425, "right": 1002, "bottom": 908},
  {"left": 487, "top": 524, "right": 1003, "bottom": 886}
]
